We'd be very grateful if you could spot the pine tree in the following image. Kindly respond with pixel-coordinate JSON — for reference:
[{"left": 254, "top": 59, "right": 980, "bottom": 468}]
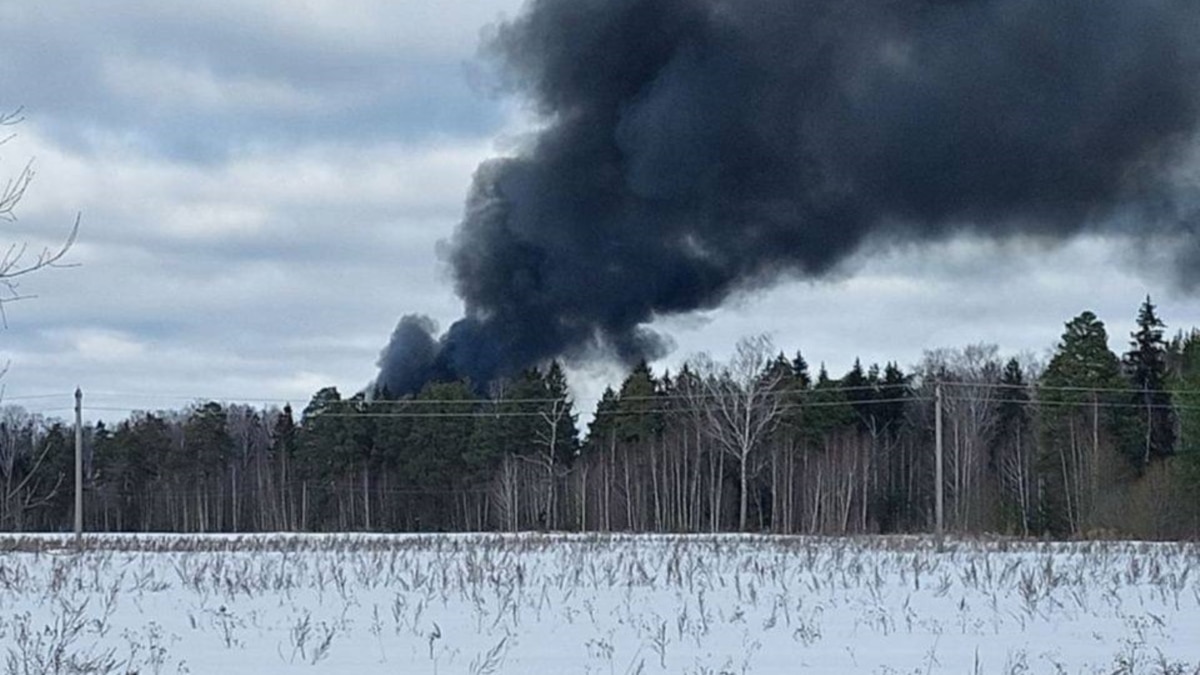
[
  {"left": 764, "top": 353, "right": 803, "bottom": 438},
  {"left": 791, "top": 351, "right": 812, "bottom": 389},
  {"left": 763, "top": 353, "right": 794, "bottom": 390},
  {"left": 403, "top": 380, "right": 477, "bottom": 530},
  {"left": 584, "top": 386, "right": 621, "bottom": 457},
  {"left": 296, "top": 387, "right": 348, "bottom": 530},
  {"left": 269, "top": 405, "right": 299, "bottom": 530},
  {"left": 297, "top": 387, "right": 346, "bottom": 484},
  {"left": 1039, "top": 311, "right": 1126, "bottom": 535},
  {"left": 184, "top": 402, "right": 232, "bottom": 482},
  {"left": 1171, "top": 331, "right": 1200, "bottom": 497},
  {"left": 994, "top": 359, "right": 1029, "bottom": 467},
  {"left": 876, "top": 362, "right": 911, "bottom": 439},
  {"left": 616, "top": 360, "right": 662, "bottom": 444},
  {"left": 993, "top": 357, "right": 1034, "bottom": 534},
  {"left": 107, "top": 413, "right": 170, "bottom": 530},
  {"left": 541, "top": 360, "right": 580, "bottom": 467},
  {"left": 841, "top": 358, "right": 874, "bottom": 432},
  {"left": 1123, "top": 295, "right": 1175, "bottom": 469},
  {"left": 805, "top": 364, "right": 856, "bottom": 441},
  {"left": 1042, "top": 312, "right": 1123, "bottom": 390},
  {"left": 465, "top": 369, "right": 540, "bottom": 480}
]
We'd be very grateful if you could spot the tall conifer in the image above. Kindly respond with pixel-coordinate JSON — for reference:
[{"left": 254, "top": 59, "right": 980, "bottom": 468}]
[{"left": 1123, "top": 296, "right": 1175, "bottom": 469}]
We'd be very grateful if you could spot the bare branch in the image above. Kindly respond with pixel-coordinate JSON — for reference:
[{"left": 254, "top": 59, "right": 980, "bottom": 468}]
[
  {"left": 0, "top": 159, "right": 33, "bottom": 220},
  {"left": 0, "top": 108, "right": 81, "bottom": 328},
  {"left": 685, "top": 335, "right": 786, "bottom": 530},
  {"left": 0, "top": 106, "right": 25, "bottom": 128}
]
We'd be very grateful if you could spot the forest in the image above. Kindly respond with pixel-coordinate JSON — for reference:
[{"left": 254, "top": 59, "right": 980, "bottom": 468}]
[{"left": 1, "top": 297, "right": 1198, "bottom": 539}]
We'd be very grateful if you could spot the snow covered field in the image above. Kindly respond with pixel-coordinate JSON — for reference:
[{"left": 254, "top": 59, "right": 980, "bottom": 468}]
[{"left": 0, "top": 533, "right": 1197, "bottom": 674}]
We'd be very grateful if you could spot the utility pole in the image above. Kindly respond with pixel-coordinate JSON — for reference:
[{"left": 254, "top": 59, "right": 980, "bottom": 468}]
[
  {"left": 935, "top": 382, "right": 944, "bottom": 536},
  {"left": 74, "top": 387, "right": 83, "bottom": 548}
]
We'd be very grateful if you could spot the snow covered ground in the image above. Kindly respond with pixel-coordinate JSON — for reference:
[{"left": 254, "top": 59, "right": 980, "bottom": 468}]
[{"left": 0, "top": 533, "right": 1197, "bottom": 674}]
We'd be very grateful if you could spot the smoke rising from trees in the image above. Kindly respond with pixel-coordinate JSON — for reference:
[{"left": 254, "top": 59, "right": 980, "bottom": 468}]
[{"left": 377, "top": 0, "right": 1200, "bottom": 396}]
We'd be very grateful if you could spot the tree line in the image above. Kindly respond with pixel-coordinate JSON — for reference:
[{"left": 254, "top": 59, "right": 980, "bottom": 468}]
[{"left": 2, "top": 297, "right": 1199, "bottom": 538}]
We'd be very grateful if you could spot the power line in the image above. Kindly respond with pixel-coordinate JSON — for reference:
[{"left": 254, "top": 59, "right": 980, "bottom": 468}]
[
  {"left": 216, "top": 379, "right": 1200, "bottom": 407},
  {"left": 309, "top": 396, "right": 929, "bottom": 419},
  {"left": 307, "top": 397, "right": 1200, "bottom": 419},
  {"left": 0, "top": 392, "right": 73, "bottom": 401},
  {"left": 10, "top": 374, "right": 1200, "bottom": 421},
  {"left": 81, "top": 390, "right": 296, "bottom": 404},
  {"left": 932, "top": 379, "right": 1193, "bottom": 396}
]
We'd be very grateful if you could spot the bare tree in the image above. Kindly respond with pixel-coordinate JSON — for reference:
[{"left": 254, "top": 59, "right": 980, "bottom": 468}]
[
  {"left": 0, "top": 107, "right": 78, "bottom": 324},
  {"left": 0, "top": 406, "right": 64, "bottom": 531},
  {"left": 687, "top": 335, "right": 787, "bottom": 531},
  {"left": 531, "top": 396, "right": 569, "bottom": 529},
  {"left": 918, "top": 345, "right": 1003, "bottom": 531}
]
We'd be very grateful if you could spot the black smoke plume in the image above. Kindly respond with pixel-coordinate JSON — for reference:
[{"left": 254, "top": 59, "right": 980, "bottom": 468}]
[{"left": 377, "top": 0, "right": 1200, "bottom": 396}]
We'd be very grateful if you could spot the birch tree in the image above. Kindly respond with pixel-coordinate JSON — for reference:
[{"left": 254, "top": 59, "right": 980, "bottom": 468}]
[{"left": 688, "top": 335, "right": 787, "bottom": 531}]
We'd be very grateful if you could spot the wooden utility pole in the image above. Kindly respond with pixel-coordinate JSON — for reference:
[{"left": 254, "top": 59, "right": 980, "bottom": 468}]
[
  {"left": 74, "top": 387, "right": 83, "bottom": 547},
  {"left": 935, "top": 382, "right": 944, "bottom": 536}
]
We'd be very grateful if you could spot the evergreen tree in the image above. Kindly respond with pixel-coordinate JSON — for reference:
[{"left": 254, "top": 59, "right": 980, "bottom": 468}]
[
  {"left": 297, "top": 387, "right": 347, "bottom": 485},
  {"left": 993, "top": 357, "right": 1035, "bottom": 534},
  {"left": 615, "top": 360, "right": 662, "bottom": 444},
  {"left": 804, "top": 365, "right": 856, "bottom": 441},
  {"left": 184, "top": 402, "right": 232, "bottom": 480},
  {"left": 523, "top": 360, "right": 579, "bottom": 529},
  {"left": 762, "top": 353, "right": 801, "bottom": 428},
  {"left": 841, "top": 358, "right": 874, "bottom": 432},
  {"left": 540, "top": 360, "right": 579, "bottom": 467},
  {"left": 465, "top": 367, "right": 549, "bottom": 488},
  {"left": 463, "top": 396, "right": 507, "bottom": 481},
  {"left": 1122, "top": 295, "right": 1175, "bottom": 469},
  {"left": 791, "top": 351, "right": 812, "bottom": 389},
  {"left": 584, "top": 386, "right": 621, "bottom": 457},
  {"left": 876, "top": 362, "right": 911, "bottom": 439},
  {"left": 1042, "top": 312, "right": 1124, "bottom": 390},
  {"left": 762, "top": 353, "right": 795, "bottom": 391},
  {"left": 873, "top": 362, "right": 913, "bottom": 532},
  {"left": 1039, "top": 311, "right": 1126, "bottom": 535},
  {"left": 295, "top": 387, "right": 350, "bottom": 529},
  {"left": 373, "top": 397, "right": 416, "bottom": 487},
  {"left": 994, "top": 359, "right": 1029, "bottom": 467},
  {"left": 402, "top": 379, "right": 477, "bottom": 529},
  {"left": 103, "top": 413, "right": 170, "bottom": 530},
  {"left": 1172, "top": 331, "right": 1200, "bottom": 496},
  {"left": 270, "top": 405, "right": 296, "bottom": 460},
  {"left": 268, "top": 405, "right": 299, "bottom": 529},
  {"left": 35, "top": 422, "right": 74, "bottom": 529}
]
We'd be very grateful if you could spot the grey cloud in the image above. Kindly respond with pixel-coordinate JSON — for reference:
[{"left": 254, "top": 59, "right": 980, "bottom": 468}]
[{"left": 0, "top": 1, "right": 521, "bottom": 161}]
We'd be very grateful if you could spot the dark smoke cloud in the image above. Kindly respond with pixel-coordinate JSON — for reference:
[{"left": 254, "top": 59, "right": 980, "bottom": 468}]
[{"left": 377, "top": 0, "right": 1200, "bottom": 396}]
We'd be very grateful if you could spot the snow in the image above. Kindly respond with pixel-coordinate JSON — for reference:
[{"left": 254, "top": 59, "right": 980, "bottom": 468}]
[{"left": 0, "top": 533, "right": 1197, "bottom": 673}]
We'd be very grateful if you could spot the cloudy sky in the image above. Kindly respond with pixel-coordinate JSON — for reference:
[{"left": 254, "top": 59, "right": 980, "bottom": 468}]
[{"left": 1, "top": 1, "right": 1198, "bottom": 421}]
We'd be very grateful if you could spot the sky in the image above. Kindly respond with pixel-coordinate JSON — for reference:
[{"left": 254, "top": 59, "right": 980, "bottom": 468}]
[{"left": 0, "top": 1, "right": 1198, "bottom": 422}]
